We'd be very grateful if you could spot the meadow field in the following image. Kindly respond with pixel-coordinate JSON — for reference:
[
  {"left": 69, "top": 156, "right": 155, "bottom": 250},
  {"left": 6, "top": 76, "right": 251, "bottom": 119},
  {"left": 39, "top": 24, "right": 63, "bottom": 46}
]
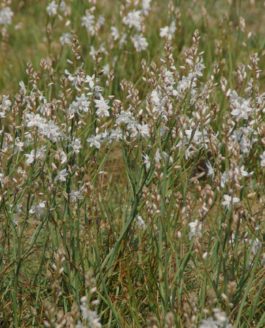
[{"left": 0, "top": 0, "right": 265, "bottom": 327}]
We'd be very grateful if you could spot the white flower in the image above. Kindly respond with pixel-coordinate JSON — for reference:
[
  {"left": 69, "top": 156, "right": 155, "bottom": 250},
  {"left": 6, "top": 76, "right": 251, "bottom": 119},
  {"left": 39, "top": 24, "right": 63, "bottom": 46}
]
[
  {"left": 111, "top": 26, "right": 120, "bottom": 40},
  {"left": 188, "top": 220, "right": 202, "bottom": 240},
  {"left": 29, "top": 201, "right": 46, "bottom": 218},
  {"left": 221, "top": 166, "right": 252, "bottom": 188},
  {"left": 213, "top": 309, "right": 229, "bottom": 324},
  {"left": 60, "top": 32, "right": 72, "bottom": 46},
  {"left": 231, "top": 127, "right": 255, "bottom": 154},
  {"left": 25, "top": 146, "right": 46, "bottom": 165},
  {"left": 206, "top": 161, "right": 214, "bottom": 178},
  {"left": 150, "top": 89, "right": 161, "bottom": 109},
  {"left": 116, "top": 111, "right": 149, "bottom": 139},
  {"left": 260, "top": 151, "right": 265, "bottom": 167},
  {"left": 150, "top": 89, "right": 168, "bottom": 119},
  {"left": 65, "top": 69, "right": 85, "bottom": 90},
  {"left": 96, "top": 16, "right": 105, "bottom": 29},
  {"left": 44, "top": 121, "right": 62, "bottom": 142},
  {"left": 143, "top": 154, "right": 150, "bottom": 170},
  {"left": 199, "top": 317, "right": 219, "bottom": 328},
  {"left": 142, "top": 0, "right": 152, "bottom": 15},
  {"left": 123, "top": 10, "right": 142, "bottom": 31},
  {"left": 87, "top": 131, "right": 108, "bottom": 149},
  {"left": 109, "top": 128, "right": 123, "bottom": 142},
  {"left": 0, "top": 95, "right": 11, "bottom": 118},
  {"left": 81, "top": 11, "right": 95, "bottom": 35},
  {"left": 25, "top": 113, "right": 62, "bottom": 142},
  {"left": 119, "top": 33, "right": 127, "bottom": 47},
  {"left": 199, "top": 309, "right": 232, "bottom": 328},
  {"left": 0, "top": 7, "right": 13, "bottom": 25},
  {"left": 173, "top": 60, "right": 205, "bottom": 100},
  {"left": 46, "top": 1, "right": 58, "bottom": 17},
  {"left": 55, "top": 169, "right": 68, "bottom": 182},
  {"left": 95, "top": 96, "right": 110, "bottom": 118},
  {"left": 0, "top": 173, "right": 5, "bottom": 185},
  {"left": 185, "top": 128, "right": 208, "bottom": 146},
  {"left": 116, "top": 111, "right": 134, "bottom": 126},
  {"left": 71, "top": 138, "right": 81, "bottom": 154},
  {"left": 240, "top": 165, "right": 252, "bottom": 177},
  {"left": 160, "top": 21, "right": 176, "bottom": 40},
  {"left": 230, "top": 91, "right": 252, "bottom": 121},
  {"left": 131, "top": 34, "right": 148, "bottom": 52},
  {"left": 15, "top": 138, "right": 24, "bottom": 152},
  {"left": 89, "top": 44, "right": 106, "bottom": 61},
  {"left": 163, "top": 69, "right": 175, "bottom": 86},
  {"left": 80, "top": 296, "right": 102, "bottom": 328},
  {"left": 155, "top": 149, "right": 161, "bottom": 163},
  {"left": 87, "top": 135, "right": 102, "bottom": 149},
  {"left": 69, "top": 94, "right": 90, "bottom": 116},
  {"left": 85, "top": 75, "right": 95, "bottom": 90},
  {"left": 220, "top": 171, "right": 229, "bottom": 188},
  {"left": 56, "top": 149, "right": 67, "bottom": 164},
  {"left": 59, "top": 1, "right": 70, "bottom": 16},
  {"left": 70, "top": 189, "right": 84, "bottom": 202},
  {"left": 137, "top": 123, "right": 150, "bottom": 138},
  {"left": 1, "top": 95, "right": 11, "bottom": 110},
  {"left": 222, "top": 194, "right": 240, "bottom": 209},
  {"left": 19, "top": 81, "right": 27, "bottom": 95},
  {"left": 250, "top": 238, "right": 262, "bottom": 255},
  {"left": 102, "top": 64, "right": 110, "bottom": 76},
  {"left": 136, "top": 215, "right": 146, "bottom": 229},
  {"left": 25, "top": 150, "right": 36, "bottom": 165}
]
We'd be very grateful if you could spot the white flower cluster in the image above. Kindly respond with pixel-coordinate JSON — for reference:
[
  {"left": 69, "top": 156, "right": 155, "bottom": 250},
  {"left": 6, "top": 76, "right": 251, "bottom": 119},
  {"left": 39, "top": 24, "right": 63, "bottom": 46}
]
[
  {"left": 25, "top": 146, "right": 46, "bottom": 165},
  {"left": 123, "top": 10, "right": 143, "bottom": 32},
  {"left": 142, "top": 0, "right": 152, "bottom": 15},
  {"left": 229, "top": 90, "right": 253, "bottom": 121},
  {"left": 25, "top": 113, "right": 63, "bottom": 142},
  {"left": 60, "top": 32, "right": 72, "bottom": 46},
  {"left": 46, "top": 1, "right": 58, "bottom": 17},
  {"left": 95, "top": 96, "right": 110, "bottom": 118},
  {"left": 174, "top": 59, "right": 205, "bottom": 101},
  {"left": 65, "top": 70, "right": 95, "bottom": 91},
  {"left": 221, "top": 165, "right": 252, "bottom": 188},
  {"left": 68, "top": 94, "right": 90, "bottom": 117},
  {"left": 199, "top": 309, "right": 232, "bottom": 328},
  {"left": 116, "top": 111, "right": 150, "bottom": 139},
  {"left": 29, "top": 201, "right": 46, "bottom": 218},
  {"left": 0, "top": 7, "right": 13, "bottom": 25},
  {"left": 81, "top": 10, "right": 105, "bottom": 36},
  {"left": 46, "top": 1, "right": 69, "bottom": 17},
  {"left": 55, "top": 169, "right": 68, "bottom": 182},
  {"left": 230, "top": 126, "right": 256, "bottom": 155},
  {"left": 77, "top": 296, "right": 101, "bottom": 328},
  {"left": 160, "top": 21, "right": 176, "bottom": 40},
  {"left": 0, "top": 95, "right": 11, "bottom": 118},
  {"left": 122, "top": 5, "right": 149, "bottom": 52},
  {"left": 131, "top": 34, "right": 148, "bottom": 52},
  {"left": 222, "top": 194, "right": 240, "bottom": 209},
  {"left": 188, "top": 220, "right": 202, "bottom": 240},
  {"left": 87, "top": 129, "right": 122, "bottom": 149}
]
